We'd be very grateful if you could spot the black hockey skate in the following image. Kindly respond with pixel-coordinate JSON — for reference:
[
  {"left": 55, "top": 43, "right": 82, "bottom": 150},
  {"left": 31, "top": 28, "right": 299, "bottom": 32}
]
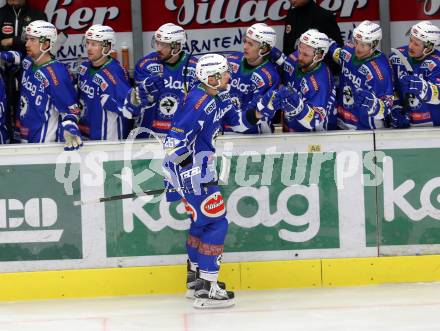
[
  {"left": 193, "top": 278, "right": 235, "bottom": 309},
  {"left": 186, "top": 268, "right": 227, "bottom": 299}
]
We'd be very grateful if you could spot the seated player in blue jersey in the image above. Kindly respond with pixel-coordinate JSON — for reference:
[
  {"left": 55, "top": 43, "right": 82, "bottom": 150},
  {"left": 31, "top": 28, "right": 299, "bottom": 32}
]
[
  {"left": 223, "top": 23, "right": 281, "bottom": 134},
  {"left": 272, "top": 29, "right": 337, "bottom": 132},
  {"left": 133, "top": 23, "right": 197, "bottom": 139},
  {"left": 389, "top": 21, "right": 440, "bottom": 128},
  {"left": 78, "top": 24, "right": 143, "bottom": 140},
  {"left": 15, "top": 20, "right": 82, "bottom": 150},
  {"left": 328, "top": 20, "right": 394, "bottom": 130},
  {"left": 162, "top": 53, "right": 279, "bottom": 309}
]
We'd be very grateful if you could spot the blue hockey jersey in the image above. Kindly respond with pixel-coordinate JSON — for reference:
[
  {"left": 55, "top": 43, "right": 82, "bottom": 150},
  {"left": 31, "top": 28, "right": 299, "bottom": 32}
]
[
  {"left": 134, "top": 51, "right": 197, "bottom": 137},
  {"left": 329, "top": 43, "right": 393, "bottom": 130},
  {"left": 389, "top": 46, "right": 440, "bottom": 127},
  {"left": 78, "top": 58, "right": 132, "bottom": 140},
  {"left": 224, "top": 52, "right": 280, "bottom": 134},
  {"left": 282, "top": 51, "right": 337, "bottom": 132},
  {"left": 18, "top": 57, "right": 81, "bottom": 143}
]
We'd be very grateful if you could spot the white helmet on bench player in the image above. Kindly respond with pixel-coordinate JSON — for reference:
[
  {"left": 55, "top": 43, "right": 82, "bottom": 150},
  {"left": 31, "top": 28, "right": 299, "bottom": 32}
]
[{"left": 196, "top": 53, "right": 229, "bottom": 89}]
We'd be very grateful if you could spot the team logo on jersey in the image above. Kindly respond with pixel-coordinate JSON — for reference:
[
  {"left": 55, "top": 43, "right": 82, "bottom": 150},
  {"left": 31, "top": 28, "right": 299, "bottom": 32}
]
[
  {"left": 19, "top": 96, "right": 29, "bottom": 118},
  {"left": 251, "top": 73, "right": 265, "bottom": 88},
  {"left": 159, "top": 94, "right": 179, "bottom": 118},
  {"left": 201, "top": 192, "right": 225, "bottom": 218},
  {"left": 2, "top": 25, "right": 13, "bottom": 34}
]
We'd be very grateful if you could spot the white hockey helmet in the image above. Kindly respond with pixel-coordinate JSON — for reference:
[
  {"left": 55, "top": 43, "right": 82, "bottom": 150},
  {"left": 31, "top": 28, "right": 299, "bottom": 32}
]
[
  {"left": 25, "top": 20, "right": 57, "bottom": 52},
  {"left": 155, "top": 23, "right": 186, "bottom": 45},
  {"left": 85, "top": 24, "right": 116, "bottom": 48},
  {"left": 353, "top": 20, "right": 382, "bottom": 46},
  {"left": 196, "top": 53, "right": 229, "bottom": 87},
  {"left": 299, "top": 29, "right": 331, "bottom": 56},
  {"left": 410, "top": 20, "right": 440, "bottom": 47},
  {"left": 246, "top": 23, "right": 277, "bottom": 49}
]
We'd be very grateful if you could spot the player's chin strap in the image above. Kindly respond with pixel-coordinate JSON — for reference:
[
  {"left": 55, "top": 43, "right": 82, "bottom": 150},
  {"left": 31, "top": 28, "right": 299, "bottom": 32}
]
[
  {"left": 35, "top": 43, "right": 51, "bottom": 63},
  {"left": 304, "top": 50, "right": 324, "bottom": 71}
]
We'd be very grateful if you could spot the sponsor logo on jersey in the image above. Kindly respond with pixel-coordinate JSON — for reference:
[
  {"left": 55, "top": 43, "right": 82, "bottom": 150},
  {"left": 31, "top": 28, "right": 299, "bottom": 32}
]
[
  {"left": 422, "top": 59, "right": 437, "bottom": 71},
  {"left": 310, "top": 75, "right": 319, "bottom": 91},
  {"left": 93, "top": 74, "right": 108, "bottom": 91},
  {"left": 201, "top": 192, "right": 225, "bottom": 218},
  {"left": 195, "top": 94, "right": 208, "bottom": 110},
  {"left": 300, "top": 78, "right": 309, "bottom": 94},
  {"left": 231, "top": 77, "right": 250, "bottom": 94},
  {"left": 35, "top": 70, "right": 49, "bottom": 88},
  {"left": 103, "top": 68, "right": 117, "bottom": 85},
  {"left": 159, "top": 94, "right": 179, "bottom": 117},
  {"left": 152, "top": 120, "right": 172, "bottom": 130},
  {"left": 261, "top": 67, "right": 273, "bottom": 86},
  {"left": 342, "top": 67, "right": 362, "bottom": 89},
  {"left": 47, "top": 66, "right": 59, "bottom": 86},
  {"left": 251, "top": 72, "right": 265, "bottom": 88},
  {"left": 340, "top": 49, "right": 352, "bottom": 62},
  {"left": 2, "top": 25, "right": 13, "bottom": 34},
  {"left": 359, "top": 64, "right": 373, "bottom": 81},
  {"left": 229, "top": 62, "right": 239, "bottom": 73},
  {"left": 164, "top": 75, "right": 185, "bottom": 90},
  {"left": 23, "top": 58, "right": 32, "bottom": 70},
  {"left": 80, "top": 79, "right": 96, "bottom": 99},
  {"left": 370, "top": 60, "right": 384, "bottom": 80},
  {"left": 146, "top": 63, "right": 162, "bottom": 75},
  {"left": 283, "top": 61, "right": 295, "bottom": 76},
  {"left": 204, "top": 99, "right": 216, "bottom": 115},
  {"left": 22, "top": 74, "right": 38, "bottom": 96},
  {"left": 78, "top": 64, "right": 88, "bottom": 75}
]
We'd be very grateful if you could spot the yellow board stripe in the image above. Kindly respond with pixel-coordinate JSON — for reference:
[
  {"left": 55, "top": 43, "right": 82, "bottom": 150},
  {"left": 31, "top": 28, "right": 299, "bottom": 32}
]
[{"left": 2, "top": 255, "right": 440, "bottom": 302}]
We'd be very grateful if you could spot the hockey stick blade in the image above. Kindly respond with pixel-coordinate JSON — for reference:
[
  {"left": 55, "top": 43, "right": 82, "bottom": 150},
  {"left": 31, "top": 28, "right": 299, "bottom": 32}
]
[{"left": 73, "top": 181, "right": 219, "bottom": 206}]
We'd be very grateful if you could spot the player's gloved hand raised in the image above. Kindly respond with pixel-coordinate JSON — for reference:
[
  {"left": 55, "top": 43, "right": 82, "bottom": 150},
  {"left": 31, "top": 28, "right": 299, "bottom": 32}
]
[
  {"left": 400, "top": 75, "right": 430, "bottom": 101},
  {"left": 140, "top": 74, "right": 164, "bottom": 103},
  {"left": 353, "top": 89, "right": 378, "bottom": 116},
  {"left": 268, "top": 46, "right": 286, "bottom": 66},
  {"left": 62, "top": 119, "right": 83, "bottom": 151},
  {"left": 278, "top": 86, "right": 303, "bottom": 119},
  {"left": 0, "top": 51, "right": 21, "bottom": 65},
  {"left": 256, "top": 88, "right": 281, "bottom": 120}
]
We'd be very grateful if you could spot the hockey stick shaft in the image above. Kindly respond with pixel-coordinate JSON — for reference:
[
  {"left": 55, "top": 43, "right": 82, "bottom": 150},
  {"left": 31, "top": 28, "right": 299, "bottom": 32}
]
[{"left": 73, "top": 181, "right": 219, "bottom": 206}]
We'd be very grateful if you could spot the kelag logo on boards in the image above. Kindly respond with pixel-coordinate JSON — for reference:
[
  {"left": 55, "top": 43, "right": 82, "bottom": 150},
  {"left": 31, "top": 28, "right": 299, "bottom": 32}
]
[
  {"left": 0, "top": 164, "right": 82, "bottom": 261},
  {"left": 103, "top": 153, "right": 341, "bottom": 258}
]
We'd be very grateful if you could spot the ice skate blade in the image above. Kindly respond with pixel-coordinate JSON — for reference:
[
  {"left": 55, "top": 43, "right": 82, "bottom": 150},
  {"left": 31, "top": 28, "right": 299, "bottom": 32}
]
[{"left": 193, "top": 298, "right": 235, "bottom": 309}]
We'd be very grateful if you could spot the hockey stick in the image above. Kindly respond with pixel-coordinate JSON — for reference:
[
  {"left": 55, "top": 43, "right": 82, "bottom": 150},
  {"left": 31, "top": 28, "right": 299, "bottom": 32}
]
[
  {"left": 391, "top": 47, "right": 414, "bottom": 111},
  {"left": 73, "top": 180, "right": 219, "bottom": 206}
]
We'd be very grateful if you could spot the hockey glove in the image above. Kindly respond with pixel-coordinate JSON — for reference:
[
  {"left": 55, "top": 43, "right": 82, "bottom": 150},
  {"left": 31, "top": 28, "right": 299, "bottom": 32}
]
[
  {"left": 141, "top": 74, "right": 164, "bottom": 104},
  {"left": 353, "top": 89, "right": 381, "bottom": 116},
  {"left": 400, "top": 75, "right": 431, "bottom": 101},
  {"left": 0, "top": 51, "right": 21, "bottom": 66},
  {"left": 278, "top": 86, "right": 303, "bottom": 119},
  {"left": 62, "top": 119, "right": 83, "bottom": 151},
  {"left": 389, "top": 106, "right": 410, "bottom": 129},
  {"left": 268, "top": 47, "right": 286, "bottom": 66},
  {"left": 256, "top": 88, "right": 281, "bottom": 120}
]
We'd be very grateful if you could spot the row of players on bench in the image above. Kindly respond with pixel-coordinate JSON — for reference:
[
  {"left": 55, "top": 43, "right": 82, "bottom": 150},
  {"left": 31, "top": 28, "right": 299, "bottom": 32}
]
[{"left": 0, "top": 19, "right": 439, "bottom": 149}]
